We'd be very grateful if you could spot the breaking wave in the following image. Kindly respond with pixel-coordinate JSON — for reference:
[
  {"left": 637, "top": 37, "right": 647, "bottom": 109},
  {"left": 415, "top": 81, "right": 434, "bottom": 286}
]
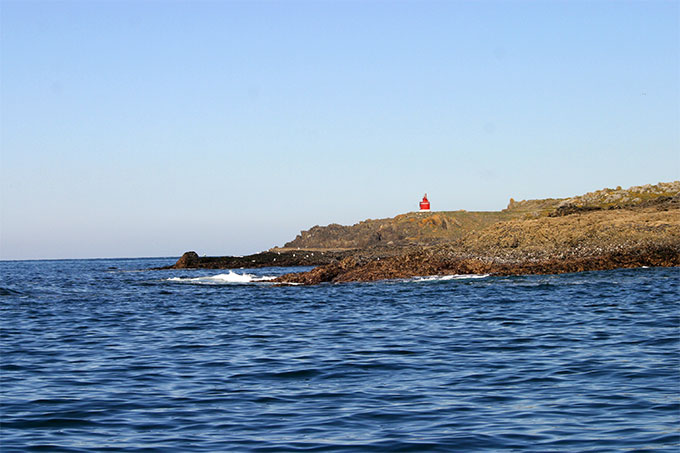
[
  {"left": 410, "top": 274, "right": 489, "bottom": 282},
  {"left": 167, "top": 271, "right": 276, "bottom": 285}
]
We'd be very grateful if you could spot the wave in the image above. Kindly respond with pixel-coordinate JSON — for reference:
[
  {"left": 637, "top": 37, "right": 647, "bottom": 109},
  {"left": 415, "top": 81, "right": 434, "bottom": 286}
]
[
  {"left": 165, "top": 272, "right": 487, "bottom": 286},
  {"left": 410, "top": 274, "right": 489, "bottom": 282},
  {"left": 0, "top": 287, "right": 24, "bottom": 296},
  {"left": 167, "top": 271, "right": 276, "bottom": 285}
]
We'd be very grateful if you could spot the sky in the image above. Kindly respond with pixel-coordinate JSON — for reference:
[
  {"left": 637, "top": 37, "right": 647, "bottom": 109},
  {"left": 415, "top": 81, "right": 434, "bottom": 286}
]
[{"left": 1, "top": 0, "right": 678, "bottom": 260}]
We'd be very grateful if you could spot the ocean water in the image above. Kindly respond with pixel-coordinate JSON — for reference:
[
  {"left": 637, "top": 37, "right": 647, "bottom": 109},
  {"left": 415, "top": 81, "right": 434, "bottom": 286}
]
[{"left": 1, "top": 258, "right": 678, "bottom": 452}]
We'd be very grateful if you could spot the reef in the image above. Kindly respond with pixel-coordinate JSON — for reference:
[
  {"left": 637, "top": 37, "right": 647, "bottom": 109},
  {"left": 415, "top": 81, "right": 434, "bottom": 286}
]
[{"left": 156, "top": 249, "right": 356, "bottom": 270}]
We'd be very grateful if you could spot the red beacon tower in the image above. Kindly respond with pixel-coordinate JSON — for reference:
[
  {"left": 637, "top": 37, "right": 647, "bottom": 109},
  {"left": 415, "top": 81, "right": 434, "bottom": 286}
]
[{"left": 419, "top": 194, "right": 431, "bottom": 212}]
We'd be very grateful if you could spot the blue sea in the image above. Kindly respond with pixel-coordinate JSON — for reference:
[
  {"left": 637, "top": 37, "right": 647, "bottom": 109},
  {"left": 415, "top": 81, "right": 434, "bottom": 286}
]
[{"left": 1, "top": 258, "right": 678, "bottom": 452}]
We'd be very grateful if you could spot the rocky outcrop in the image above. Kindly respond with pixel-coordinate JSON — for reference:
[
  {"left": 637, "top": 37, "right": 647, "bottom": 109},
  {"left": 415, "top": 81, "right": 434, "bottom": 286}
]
[
  {"left": 276, "top": 245, "right": 679, "bottom": 285},
  {"left": 175, "top": 251, "right": 200, "bottom": 268},
  {"left": 161, "top": 181, "right": 680, "bottom": 279},
  {"left": 275, "top": 205, "right": 680, "bottom": 284},
  {"left": 159, "top": 249, "right": 356, "bottom": 270},
  {"left": 283, "top": 211, "right": 516, "bottom": 250},
  {"left": 285, "top": 182, "right": 680, "bottom": 250},
  {"left": 503, "top": 181, "right": 680, "bottom": 218},
  {"left": 555, "top": 181, "right": 679, "bottom": 211}
]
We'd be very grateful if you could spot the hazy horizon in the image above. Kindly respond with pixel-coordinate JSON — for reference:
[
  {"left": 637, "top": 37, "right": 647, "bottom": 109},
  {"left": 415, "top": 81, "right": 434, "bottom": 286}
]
[{"left": 2, "top": 1, "right": 678, "bottom": 260}]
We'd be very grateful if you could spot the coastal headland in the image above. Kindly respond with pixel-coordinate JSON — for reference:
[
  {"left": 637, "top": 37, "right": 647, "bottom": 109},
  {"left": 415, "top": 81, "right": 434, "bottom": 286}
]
[{"left": 163, "top": 182, "right": 680, "bottom": 284}]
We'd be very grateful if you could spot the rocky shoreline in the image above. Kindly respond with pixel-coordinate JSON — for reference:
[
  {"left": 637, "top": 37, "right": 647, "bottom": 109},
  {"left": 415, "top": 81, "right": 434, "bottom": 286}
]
[
  {"left": 155, "top": 249, "right": 357, "bottom": 270},
  {"left": 274, "top": 200, "right": 680, "bottom": 284},
  {"left": 162, "top": 182, "right": 680, "bottom": 284},
  {"left": 273, "top": 243, "right": 679, "bottom": 285}
]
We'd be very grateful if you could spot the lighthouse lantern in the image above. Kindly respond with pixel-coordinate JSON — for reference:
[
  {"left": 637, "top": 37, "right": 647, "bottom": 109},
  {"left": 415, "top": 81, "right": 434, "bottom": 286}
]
[{"left": 419, "top": 194, "right": 430, "bottom": 212}]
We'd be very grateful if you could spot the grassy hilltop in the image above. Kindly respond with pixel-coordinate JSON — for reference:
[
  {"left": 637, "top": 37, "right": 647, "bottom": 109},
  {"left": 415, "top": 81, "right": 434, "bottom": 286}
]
[
  {"left": 277, "top": 181, "right": 679, "bottom": 252},
  {"left": 277, "top": 211, "right": 514, "bottom": 250}
]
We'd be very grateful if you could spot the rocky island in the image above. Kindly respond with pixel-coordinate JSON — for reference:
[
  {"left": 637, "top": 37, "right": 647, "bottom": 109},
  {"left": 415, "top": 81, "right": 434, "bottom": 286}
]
[{"left": 165, "top": 182, "right": 680, "bottom": 284}]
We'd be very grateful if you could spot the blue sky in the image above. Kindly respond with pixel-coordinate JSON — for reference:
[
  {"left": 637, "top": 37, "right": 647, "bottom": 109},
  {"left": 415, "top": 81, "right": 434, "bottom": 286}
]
[{"left": 1, "top": 0, "right": 678, "bottom": 260}]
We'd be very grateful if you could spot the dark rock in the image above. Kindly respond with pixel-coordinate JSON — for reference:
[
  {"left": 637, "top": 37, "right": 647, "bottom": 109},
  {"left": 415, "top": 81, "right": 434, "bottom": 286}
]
[
  {"left": 156, "top": 249, "right": 358, "bottom": 270},
  {"left": 175, "top": 251, "right": 200, "bottom": 268}
]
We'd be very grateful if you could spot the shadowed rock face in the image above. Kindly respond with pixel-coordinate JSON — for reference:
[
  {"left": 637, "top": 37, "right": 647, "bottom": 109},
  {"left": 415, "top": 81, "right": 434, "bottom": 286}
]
[{"left": 175, "top": 251, "right": 200, "bottom": 268}]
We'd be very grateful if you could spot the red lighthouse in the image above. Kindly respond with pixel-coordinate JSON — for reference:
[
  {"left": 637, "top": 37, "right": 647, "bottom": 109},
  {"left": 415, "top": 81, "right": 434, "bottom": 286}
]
[{"left": 419, "top": 194, "right": 431, "bottom": 212}]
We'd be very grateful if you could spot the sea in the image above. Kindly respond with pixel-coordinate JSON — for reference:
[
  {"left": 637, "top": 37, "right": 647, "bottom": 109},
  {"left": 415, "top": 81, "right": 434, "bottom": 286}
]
[{"left": 1, "top": 258, "right": 678, "bottom": 452}]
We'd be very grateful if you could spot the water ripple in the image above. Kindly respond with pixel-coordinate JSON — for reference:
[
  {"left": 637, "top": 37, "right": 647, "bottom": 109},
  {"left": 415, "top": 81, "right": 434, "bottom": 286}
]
[{"left": 1, "top": 260, "right": 678, "bottom": 451}]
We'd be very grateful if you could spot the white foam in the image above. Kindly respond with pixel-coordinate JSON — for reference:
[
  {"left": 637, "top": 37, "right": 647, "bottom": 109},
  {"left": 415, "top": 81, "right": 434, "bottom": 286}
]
[
  {"left": 410, "top": 274, "right": 489, "bottom": 282},
  {"left": 167, "top": 271, "right": 276, "bottom": 285}
]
